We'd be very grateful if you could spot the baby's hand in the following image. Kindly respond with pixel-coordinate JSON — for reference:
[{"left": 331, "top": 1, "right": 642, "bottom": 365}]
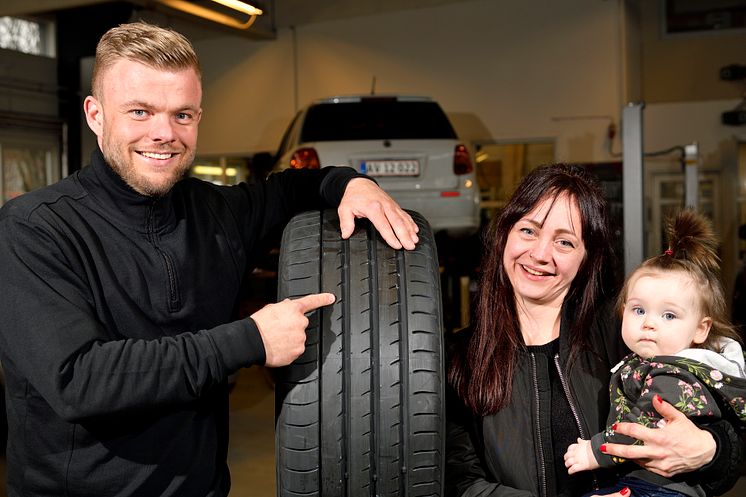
[{"left": 563, "top": 438, "right": 598, "bottom": 474}]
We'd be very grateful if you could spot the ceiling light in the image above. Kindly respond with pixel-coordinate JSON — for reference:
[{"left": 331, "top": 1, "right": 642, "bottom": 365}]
[
  {"left": 211, "top": 0, "right": 263, "bottom": 16},
  {"left": 157, "top": 0, "right": 263, "bottom": 30}
]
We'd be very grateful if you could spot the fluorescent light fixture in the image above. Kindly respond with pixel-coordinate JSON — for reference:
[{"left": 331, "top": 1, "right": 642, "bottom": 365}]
[
  {"left": 211, "top": 0, "right": 263, "bottom": 16},
  {"left": 193, "top": 165, "right": 237, "bottom": 177},
  {"left": 474, "top": 151, "right": 488, "bottom": 163},
  {"left": 158, "top": 0, "right": 263, "bottom": 30}
]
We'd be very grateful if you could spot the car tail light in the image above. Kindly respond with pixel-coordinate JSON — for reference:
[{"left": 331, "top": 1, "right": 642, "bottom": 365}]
[
  {"left": 290, "top": 148, "right": 320, "bottom": 169},
  {"left": 453, "top": 144, "right": 473, "bottom": 175}
]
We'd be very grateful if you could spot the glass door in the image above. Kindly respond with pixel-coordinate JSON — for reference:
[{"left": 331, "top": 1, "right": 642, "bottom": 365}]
[{"left": 649, "top": 172, "right": 720, "bottom": 257}]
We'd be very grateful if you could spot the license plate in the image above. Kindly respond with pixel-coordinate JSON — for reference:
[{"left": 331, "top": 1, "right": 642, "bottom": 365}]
[{"left": 360, "top": 159, "right": 420, "bottom": 177}]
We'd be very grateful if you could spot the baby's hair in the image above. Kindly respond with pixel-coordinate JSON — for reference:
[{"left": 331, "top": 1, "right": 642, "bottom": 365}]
[{"left": 617, "top": 209, "right": 740, "bottom": 351}]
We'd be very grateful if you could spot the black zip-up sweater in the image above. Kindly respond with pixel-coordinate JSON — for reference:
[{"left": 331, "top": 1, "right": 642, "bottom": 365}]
[{"left": 0, "top": 147, "right": 363, "bottom": 496}]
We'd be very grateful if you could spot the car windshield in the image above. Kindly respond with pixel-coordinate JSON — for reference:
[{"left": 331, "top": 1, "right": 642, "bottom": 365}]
[{"left": 300, "top": 100, "right": 457, "bottom": 142}]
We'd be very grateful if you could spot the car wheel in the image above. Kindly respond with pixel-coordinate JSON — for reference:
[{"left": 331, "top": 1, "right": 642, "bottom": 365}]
[{"left": 274, "top": 208, "right": 445, "bottom": 497}]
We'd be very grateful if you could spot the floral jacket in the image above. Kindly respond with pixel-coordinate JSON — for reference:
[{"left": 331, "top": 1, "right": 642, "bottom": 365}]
[{"left": 590, "top": 345, "right": 746, "bottom": 496}]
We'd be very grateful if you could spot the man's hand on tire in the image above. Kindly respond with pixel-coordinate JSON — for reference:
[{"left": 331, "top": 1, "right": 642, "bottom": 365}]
[{"left": 338, "top": 177, "right": 419, "bottom": 250}]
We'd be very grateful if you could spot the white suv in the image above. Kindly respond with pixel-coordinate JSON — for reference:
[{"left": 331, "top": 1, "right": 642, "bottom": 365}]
[{"left": 273, "top": 95, "right": 480, "bottom": 237}]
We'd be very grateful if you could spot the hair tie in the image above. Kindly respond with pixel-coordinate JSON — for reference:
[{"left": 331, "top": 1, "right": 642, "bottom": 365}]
[{"left": 664, "top": 249, "right": 673, "bottom": 256}]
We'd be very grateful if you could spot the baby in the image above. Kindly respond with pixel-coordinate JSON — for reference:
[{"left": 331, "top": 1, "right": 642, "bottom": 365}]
[{"left": 564, "top": 209, "right": 746, "bottom": 497}]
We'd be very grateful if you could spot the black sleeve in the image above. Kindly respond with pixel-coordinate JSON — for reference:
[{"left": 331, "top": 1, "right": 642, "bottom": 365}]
[
  {"left": 227, "top": 166, "right": 371, "bottom": 251},
  {"left": 0, "top": 215, "right": 267, "bottom": 423},
  {"left": 690, "top": 420, "right": 745, "bottom": 496}
]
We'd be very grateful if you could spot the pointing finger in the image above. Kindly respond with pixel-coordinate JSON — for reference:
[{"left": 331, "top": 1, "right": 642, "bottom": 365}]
[{"left": 293, "top": 293, "right": 336, "bottom": 313}]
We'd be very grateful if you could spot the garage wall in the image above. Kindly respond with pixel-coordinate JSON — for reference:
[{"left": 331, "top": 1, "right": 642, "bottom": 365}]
[
  {"left": 638, "top": 0, "right": 746, "bottom": 104},
  {"left": 194, "top": 0, "right": 624, "bottom": 163}
]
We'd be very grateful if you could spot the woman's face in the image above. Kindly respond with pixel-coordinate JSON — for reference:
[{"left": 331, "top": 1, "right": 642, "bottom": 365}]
[{"left": 503, "top": 193, "right": 587, "bottom": 309}]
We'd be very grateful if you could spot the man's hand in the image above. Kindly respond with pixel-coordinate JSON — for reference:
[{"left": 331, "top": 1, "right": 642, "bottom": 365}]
[
  {"left": 601, "top": 395, "right": 716, "bottom": 478},
  {"left": 564, "top": 438, "right": 598, "bottom": 475},
  {"left": 251, "top": 293, "right": 335, "bottom": 367},
  {"left": 338, "top": 178, "right": 419, "bottom": 250}
]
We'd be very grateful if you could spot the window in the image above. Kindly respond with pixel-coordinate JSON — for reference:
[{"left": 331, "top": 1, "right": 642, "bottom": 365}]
[
  {"left": 0, "top": 16, "right": 54, "bottom": 57},
  {"left": 190, "top": 156, "right": 251, "bottom": 186},
  {"left": 0, "top": 132, "right": 61, "bottom": 205},
  {"left": 301, "top": 100, "right": 457, "bottom": 142}
]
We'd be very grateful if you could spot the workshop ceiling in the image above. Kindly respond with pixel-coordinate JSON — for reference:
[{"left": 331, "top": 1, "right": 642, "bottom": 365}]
[{"left": 0, "top": 0, "right": 478, "bottom": 40}]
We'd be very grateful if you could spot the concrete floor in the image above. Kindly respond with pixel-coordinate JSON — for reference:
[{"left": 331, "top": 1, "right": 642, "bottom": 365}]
[{"left": 227, "top": 366, "right": 276, "bottom": 497}]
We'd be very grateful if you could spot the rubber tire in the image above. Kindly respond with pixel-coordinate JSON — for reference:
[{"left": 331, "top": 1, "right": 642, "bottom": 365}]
[{"left": 274, "top": 209, "right": 445, "bottom": 497}]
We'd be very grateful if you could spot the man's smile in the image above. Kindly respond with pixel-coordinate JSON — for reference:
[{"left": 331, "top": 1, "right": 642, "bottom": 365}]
[{"left": 138, "top": 151, "right": 177, "bottom": 160}]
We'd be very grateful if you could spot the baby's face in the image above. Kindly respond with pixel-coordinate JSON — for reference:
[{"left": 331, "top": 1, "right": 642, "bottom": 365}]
[{"left": 621, "top": 271, "right": 710, "bottom": 358}]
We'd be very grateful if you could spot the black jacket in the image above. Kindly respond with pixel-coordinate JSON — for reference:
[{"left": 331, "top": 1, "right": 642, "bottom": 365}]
[
  {"left": 445, "top": 306, "right": 744, "bottom": 497},
  {"left": 0, "top": 148, "right": 362, "bottom": 496}
]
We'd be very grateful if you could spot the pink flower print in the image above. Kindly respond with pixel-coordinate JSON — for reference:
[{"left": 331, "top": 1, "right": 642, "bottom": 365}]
[
  {"left": 710, "top": 370, "right": 723, "bottom": 382},
  {"left": 679, "top": 381, "right": 694, "bottom": 397}
]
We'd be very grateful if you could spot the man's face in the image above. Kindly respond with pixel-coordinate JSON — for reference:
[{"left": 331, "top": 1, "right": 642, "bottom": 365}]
[{"left": 84, "top": 59, "right": 202, "bottom": 196}]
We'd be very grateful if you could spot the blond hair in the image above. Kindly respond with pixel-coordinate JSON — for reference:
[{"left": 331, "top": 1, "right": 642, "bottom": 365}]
[
  {"left": 91, "top": 21, "right": 201, "bottom": 99},
  {"left": 617, "top": 209, "right": 740, "bottom": 351}
]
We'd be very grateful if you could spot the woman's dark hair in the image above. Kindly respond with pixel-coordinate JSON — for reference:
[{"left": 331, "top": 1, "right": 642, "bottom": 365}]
[{"left": 448, "top": 164, "right": 615, "bottom": 415}]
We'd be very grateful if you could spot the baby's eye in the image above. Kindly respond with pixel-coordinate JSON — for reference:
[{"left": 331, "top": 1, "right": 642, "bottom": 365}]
[
  {"left": 632, "top": 307, "right": 645, "bottom": 316},
  {"left": 662, "top": 312, "right": 676, "bottom": 321}
]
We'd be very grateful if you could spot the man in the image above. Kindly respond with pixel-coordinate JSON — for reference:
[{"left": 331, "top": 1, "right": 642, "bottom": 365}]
[{"left": 0, "top": 22, "right": 418, "bottom": 496}]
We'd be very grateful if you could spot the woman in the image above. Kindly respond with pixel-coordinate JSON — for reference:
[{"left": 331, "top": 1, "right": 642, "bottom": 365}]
[{"left": 446, "top": 164, "right": 742, "bottom": 497}]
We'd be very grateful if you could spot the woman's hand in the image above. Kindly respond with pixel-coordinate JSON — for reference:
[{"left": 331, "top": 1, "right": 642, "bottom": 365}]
[
  {"left": 600, "top": 395, "right": 716, "bottom": 477},
  {"left": 590, "top": 490, "right": 630, "bottom": 497}
]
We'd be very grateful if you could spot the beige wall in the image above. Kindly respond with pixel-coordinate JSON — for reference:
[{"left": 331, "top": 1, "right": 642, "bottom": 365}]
[
  {"left": 194, "top": 0, "right": 624, "bottom": 164},
  {"left": 638, "top": 0, "right": 746, "bottom": 104}
]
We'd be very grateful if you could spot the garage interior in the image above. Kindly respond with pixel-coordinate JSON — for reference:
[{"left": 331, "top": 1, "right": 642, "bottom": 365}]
[{"left": 1, "top": 0, "right": 746, "bottom": 495}]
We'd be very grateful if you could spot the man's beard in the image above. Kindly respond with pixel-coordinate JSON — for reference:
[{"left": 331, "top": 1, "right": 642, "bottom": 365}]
[{"left": 102, "top": 136, "right": 194, "bottom": 197}]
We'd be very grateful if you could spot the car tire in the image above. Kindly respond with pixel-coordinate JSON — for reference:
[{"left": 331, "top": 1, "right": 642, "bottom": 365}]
[{"left": 274, "top": 208, "right": 445, "bottom": 497}]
